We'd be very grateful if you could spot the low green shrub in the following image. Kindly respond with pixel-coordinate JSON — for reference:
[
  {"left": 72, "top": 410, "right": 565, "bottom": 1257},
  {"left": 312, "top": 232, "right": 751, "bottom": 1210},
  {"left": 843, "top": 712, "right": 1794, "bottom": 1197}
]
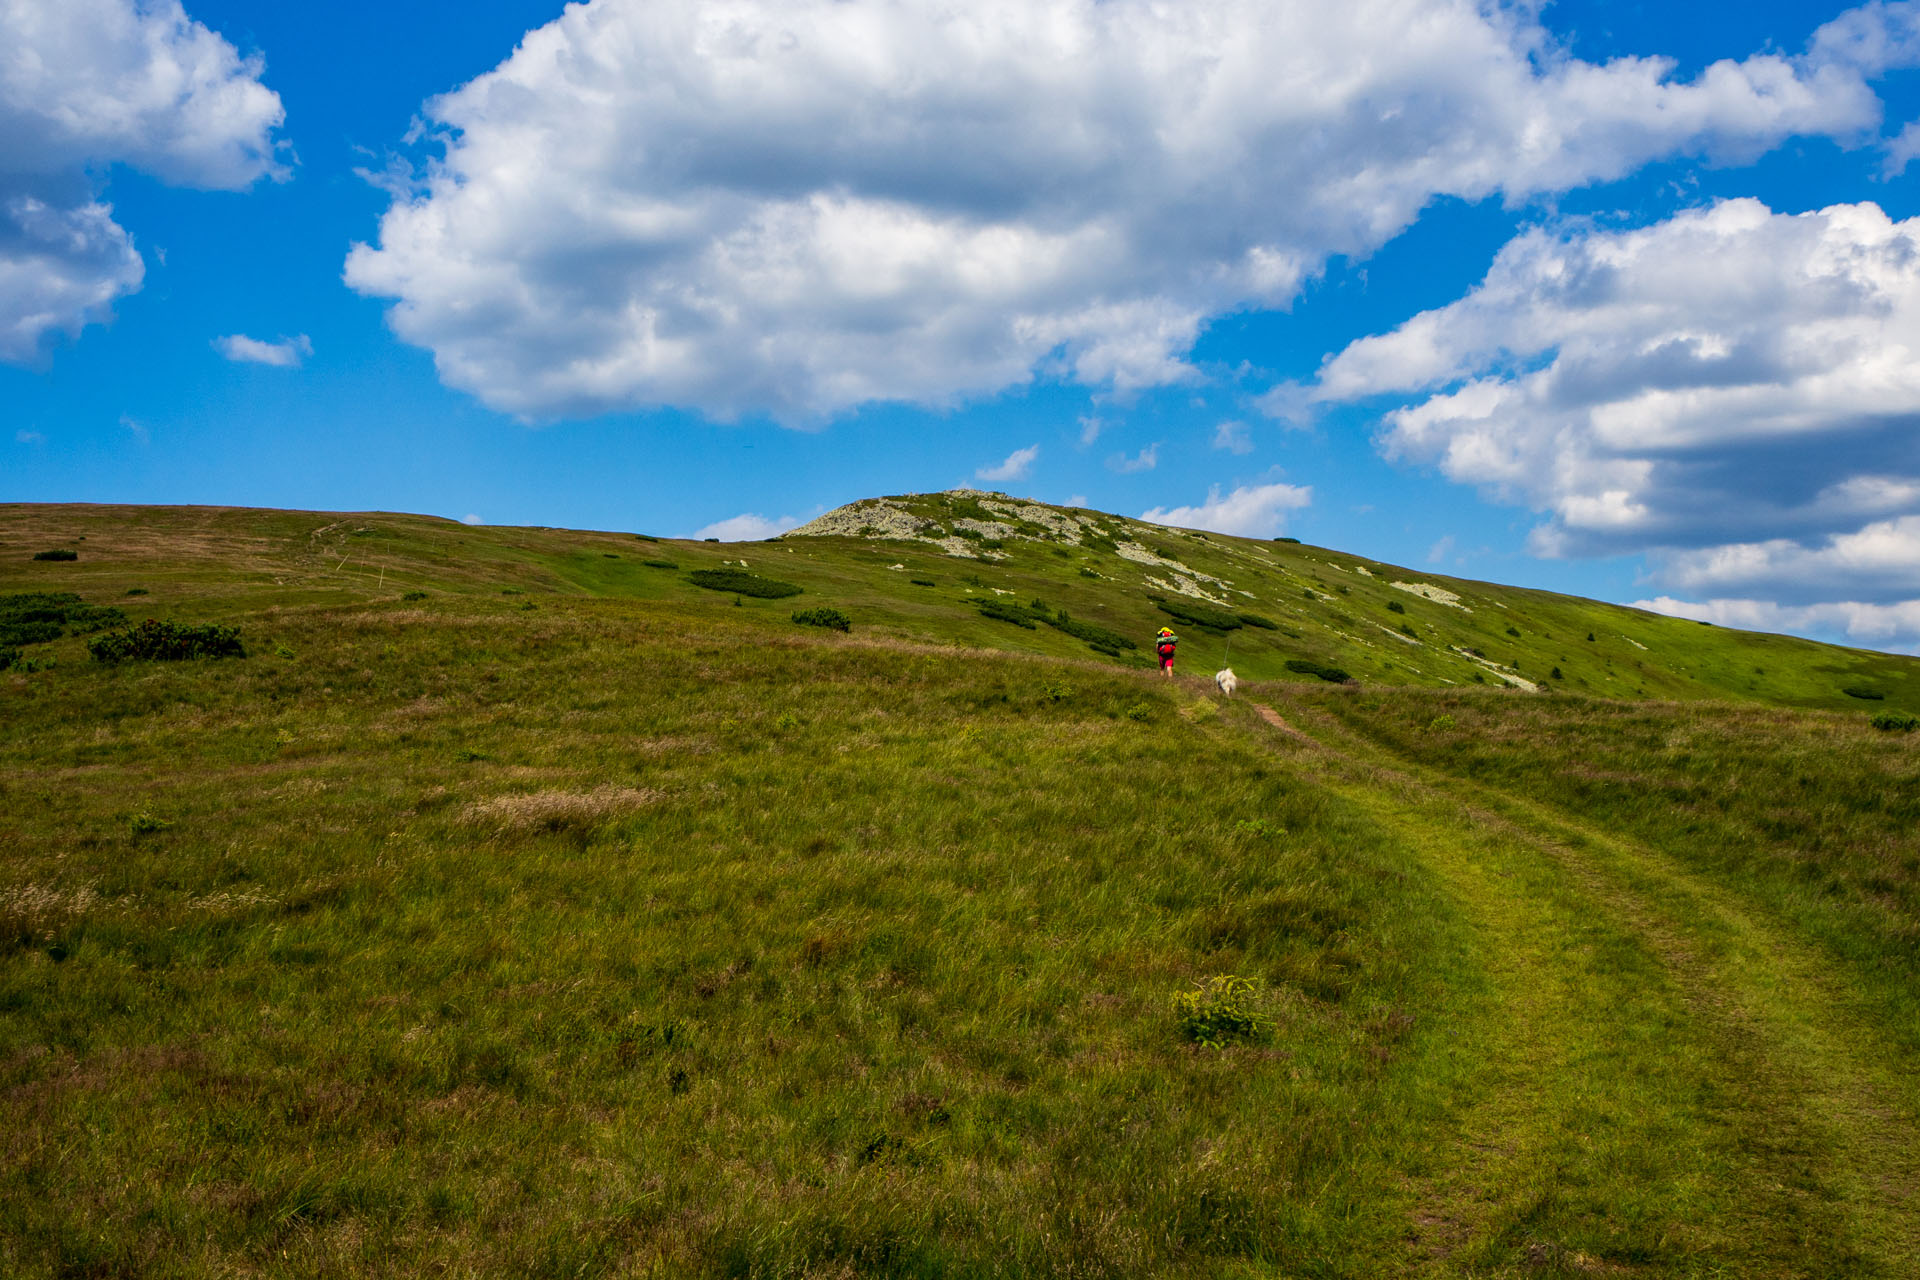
[
  {"left": 1870, "top": 710, "right": 1919, "bottom": 731},
  {"left": 642, "top": 559, "right": 679, "bottom": 570},
  {"left": 125, "top": 587, "right": 148, "bottom": 596},
  {"left": 1274, "top": 536, "right": 1300, "bottom": 544},
  {"left": 1844, "top": 687, "right": 1886, "bottom": 701},
  {"left": 1, "top": 592, "right": 126, "bottom": 647},
  {"left": 1426, "top": 715, "right": 1456, "bottom": 732},
  {"left": 31, "top": 549, "right": 77, "bottom": 561},
  {"left": 791, "top": 607, "right": 851, "bottom": 632},
  {"left": 401, "top": 590, "right": 428, "bottom": 602},
  {"left": 1173, "top": 976, "right": 1270, "bottom": 1048},
  {"left": 1285, "top": 658, "right": 1351, "bottom": 684},
  {"left": 976, "top": 599, "right": 1038, "bottom": 629},
  {"left": 686, "top": 569, "right": 801, "bottom": 598},
  {"left": 1386, "top": 600, "right": 1405, "bottom": 614},
  {"left": 1506, "top": 626, "right": 1521, "bottom": 638},
  {"left": 1153, "top": 599, "right": 1242, "bottom": 632},
  {"left": 1237, "top": 613, "right": 1278, "bottom": 630},
  {"left": 1079, "top": 567, "right": 1100, "bottom": 578},
  {"left": 0, "top": 647, "right": 17, "bottom": 671},
  {"left": 1046, "top": 609, "right": 1135, "bottom": 652},
  {"left": 909, "top": 577, "right": 936, "bottom": 587},
  {"left": 88, "top": 619, "right": 245, "bottom": 663}
]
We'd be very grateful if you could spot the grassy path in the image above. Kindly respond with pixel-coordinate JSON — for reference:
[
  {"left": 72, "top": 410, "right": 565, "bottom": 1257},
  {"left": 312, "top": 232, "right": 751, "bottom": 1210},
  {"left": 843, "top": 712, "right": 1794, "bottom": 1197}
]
[{"left": 1245, "top": 693, "right": 1920, "bottom": 1276}]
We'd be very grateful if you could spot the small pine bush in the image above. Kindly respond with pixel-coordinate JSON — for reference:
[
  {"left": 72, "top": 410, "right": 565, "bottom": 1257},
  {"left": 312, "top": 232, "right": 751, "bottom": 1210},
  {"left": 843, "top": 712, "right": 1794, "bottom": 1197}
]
[
  {"left": 31, "top": 549, "right": 77, "bottom": 561},
  {"left": 1550, "top": 666, "right": 1564, "bottom": 680},
  {"left": 642, "top": 559, "right": 679, "bottom": 570},
  {"left": 791, "top": 607, "right": 851, "bottom": 632},
  {"left": 909, "top": 577, "right": 936, "bottom": 587},
  {"left": 976, "top": 599, "right": 1038, "bottom": 629},
  {"left": 401, "top": 590, "right": 428, "bottom": 602},
  {"left": 1237, "top": 613, "right": 1278, "bottom": 630},
  {"left": 1274, "top": 536, "right": 1300, "bottom": 544},
  {"left": 1870, "top": 710, "right": 1919, "bottom": 732},
  {"left": 1285, "top": 658, "right": 1352, "bottom": 683},
  {"left": 1386, "top": 600, "right": 1405, "bottom": 614},
  {"left": 1506, "top": 626, "right": 1521, "bottom": 638},
  {"left": 686, "top": 569, "right": 801, "bottom": 598},
  {"left": 89, "top": 619, "right": 245, "bottom": 663},
  {"left": 1154, "top": 599, "right": 1242, "bottom": 632},
  {"left": 125, "top": 588, "right": 148, "bottom": 596},
  {"left": 1844, "top": 687, "right": 1886, "bottom": 701},
  {"left": 0, "top": 647, "right": 18, "bottom": 671}
]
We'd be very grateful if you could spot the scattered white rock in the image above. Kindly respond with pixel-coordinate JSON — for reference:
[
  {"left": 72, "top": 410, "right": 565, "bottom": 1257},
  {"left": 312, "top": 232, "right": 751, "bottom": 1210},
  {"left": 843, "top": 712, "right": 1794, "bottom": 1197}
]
[
  {"left": 888, "top": 564, "right": 905, "bottom": 571},
  {"left": 1624, "top": 636, "right": 1649, "bottom": 650},
  {"left": 1391, "top": 581, "right": 1469, "bottom": 610},
  {"left": 1146, "top": 574, "right": 1234, "bottom": 606}
]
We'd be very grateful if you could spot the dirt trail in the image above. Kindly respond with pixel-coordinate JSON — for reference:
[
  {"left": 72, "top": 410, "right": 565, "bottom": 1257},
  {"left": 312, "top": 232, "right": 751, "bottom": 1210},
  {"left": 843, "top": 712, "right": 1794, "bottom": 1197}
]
[{"left": 1246, "top": 697, "right": 1920, "bottom": 1274}]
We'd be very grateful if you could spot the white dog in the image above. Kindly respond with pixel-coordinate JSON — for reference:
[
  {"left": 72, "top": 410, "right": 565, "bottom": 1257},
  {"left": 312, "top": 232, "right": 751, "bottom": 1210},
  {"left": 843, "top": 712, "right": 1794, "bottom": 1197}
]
[{"left": 1214, "top": 668, "right": 1238, "bottom": 697}]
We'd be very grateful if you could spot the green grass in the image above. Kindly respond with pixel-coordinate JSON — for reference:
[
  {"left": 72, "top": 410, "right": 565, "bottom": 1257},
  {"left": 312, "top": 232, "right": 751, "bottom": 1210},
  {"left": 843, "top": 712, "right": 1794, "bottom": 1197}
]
[{"left": 1, "top": 498, "right": 1919, "bottom": 1276}]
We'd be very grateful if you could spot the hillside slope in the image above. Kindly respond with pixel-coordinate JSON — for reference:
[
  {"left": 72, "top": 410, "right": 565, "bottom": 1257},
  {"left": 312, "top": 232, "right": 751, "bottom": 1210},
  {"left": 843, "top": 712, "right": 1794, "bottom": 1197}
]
[
  {"left": 2, "top": 499, "right": 1918, "bottom": 1276},
  {"left": 4, "top": 492, "right": 1914, "bottom": 712}
]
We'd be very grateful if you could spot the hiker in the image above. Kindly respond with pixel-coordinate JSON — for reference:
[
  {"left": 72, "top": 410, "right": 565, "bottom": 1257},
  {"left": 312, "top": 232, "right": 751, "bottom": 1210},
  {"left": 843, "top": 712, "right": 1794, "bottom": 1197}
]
[{"left": 1155, "top": 626, "right": 1179, "bottom": 677}]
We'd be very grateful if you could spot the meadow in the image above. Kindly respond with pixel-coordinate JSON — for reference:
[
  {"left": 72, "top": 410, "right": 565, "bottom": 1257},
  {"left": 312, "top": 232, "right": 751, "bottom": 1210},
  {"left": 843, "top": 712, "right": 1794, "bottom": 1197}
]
[{"left": 1, "top": 497, "right": 1917, "bottom": 1277}]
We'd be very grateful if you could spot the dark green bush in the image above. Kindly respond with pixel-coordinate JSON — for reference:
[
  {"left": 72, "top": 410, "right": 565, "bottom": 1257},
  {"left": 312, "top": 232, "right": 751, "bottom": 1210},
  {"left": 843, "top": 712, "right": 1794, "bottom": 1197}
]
[
  {"left": 89, "top": 619, "right": 245, "bottom": 663},
  {"left": 1153, "top": 598, "right": 1242, "bottom": 632},
  {"left": 31, "top": 549, "right": 77, "bottom": 561},
  {"left": 1285, "top": 658, "right": 1351, "bottom": 684},
  {"left": 909, "top": 577, "right": 936, "bottom": 587},
  {"left": 1, "top": 592, "right": 125, "bottom": 648},
  {"left": 1046, "top": 609, "right": 1135, "bottom": 651},
  {"left": 686, "top": 569, "right": 801, "bottom": 598},
  {"left": 1871, "top": 710, "right": 1919, "bottom": 731},
  {"left": 125, "top": 588, "right": 148, "bottom": 596},
  {"left": 976, "top": 599, "right": 1038, "bottom": 629},
  {"left": 1844, "top": 687, "right": 1886, "bottom": 701},
  {"left": 1275, "top": 536, "right": 1300, "bottom": 544},
  {"left": 0, "top": 647, "right": 17, "bottom": 671},
  {"left": 1237, "top": 613, "right": 1278, "bottom": 630},
  {"left": 1386, "top": 601, "right": 1405, "bottom": 614},
  {"left": 401, "top": 590, "right": 428, "bottom": 602},
  {"left": 1506, "top": 626, "right": 1521, "bottom": 638},
  {"left": 791, "top": 607, "right": 851, "bottom": 632},
  {"left": 642, "top": 559, "right": 679, "bottom": 570}
]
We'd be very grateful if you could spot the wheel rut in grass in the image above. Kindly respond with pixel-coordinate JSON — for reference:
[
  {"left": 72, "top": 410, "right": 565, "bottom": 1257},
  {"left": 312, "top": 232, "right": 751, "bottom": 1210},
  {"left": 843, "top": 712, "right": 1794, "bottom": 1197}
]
[{"left": 1245, "top": 697, "right": 1920, "bottom": 1275}]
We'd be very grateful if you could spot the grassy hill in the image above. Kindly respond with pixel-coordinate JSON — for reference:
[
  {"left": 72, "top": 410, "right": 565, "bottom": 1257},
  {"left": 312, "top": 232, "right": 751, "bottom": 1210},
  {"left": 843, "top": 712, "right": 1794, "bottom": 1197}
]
[{"left": 2, "top": 497, "right": 1918, "bottom": 1277}]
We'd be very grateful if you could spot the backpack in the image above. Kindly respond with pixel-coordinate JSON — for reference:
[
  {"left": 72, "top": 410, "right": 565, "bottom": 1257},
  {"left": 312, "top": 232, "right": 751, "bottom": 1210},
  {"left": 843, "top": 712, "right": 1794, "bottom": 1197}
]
[{"left": 1157, "top": 639, "right": 1176, "bottom": 657}]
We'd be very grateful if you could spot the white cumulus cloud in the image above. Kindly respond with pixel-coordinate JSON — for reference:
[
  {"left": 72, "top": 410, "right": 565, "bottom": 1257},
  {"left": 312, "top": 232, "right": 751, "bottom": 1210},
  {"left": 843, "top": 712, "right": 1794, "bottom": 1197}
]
[
  {"left": 0, "top": 0, "right": 285, "bottom": 363},
  {"left": 346, "top": 0, "right": 1888, "bottom": 422},
  {"left": 213, "top": 333, "right": 310, "bottom": 367},
  {"left": 1108, "top": 444, "right": 1158, "bottom": 474},
  {"left": 1141, "top": 481, "right": 1311, "bottom": 538},
  {"left": 693, "top": 512, "right": 801, "bottom": 541},
  {"left": 1306, "top": 196, "right": 1920, "bottom": 650},
  {"left": 976, "top": 444, "right": 1039, "bottom": 483}
]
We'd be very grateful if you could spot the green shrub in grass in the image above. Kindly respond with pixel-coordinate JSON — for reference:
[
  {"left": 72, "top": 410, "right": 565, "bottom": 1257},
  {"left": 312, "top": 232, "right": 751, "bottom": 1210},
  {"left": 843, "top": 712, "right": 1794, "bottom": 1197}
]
[
  {"left": 31, "top": 549, "right": 77, "bottom": 561},
  {"left": 686, "top": 569, "right": 801, "bottom": 598},
  {"left": 88, "top": 619, "right": 245, "bottom": 662},
  {"left": 1173, "top": 976, "right": 1270, "bottom": 1048},
  {"left": 1285, "top": 658, "right": 1351, "bottom": 683},
  {"left": 1871, "top": 709, "right": 1919, "bottom": 731},
  {"left": 791, "top": 607, "right": 851, "bottom": 632}
]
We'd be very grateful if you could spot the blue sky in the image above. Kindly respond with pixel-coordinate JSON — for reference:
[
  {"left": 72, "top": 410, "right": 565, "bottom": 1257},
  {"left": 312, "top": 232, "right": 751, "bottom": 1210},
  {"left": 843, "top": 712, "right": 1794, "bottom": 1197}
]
[{"left": 8, "top": 0, "right": 1920, "bottom": 651}]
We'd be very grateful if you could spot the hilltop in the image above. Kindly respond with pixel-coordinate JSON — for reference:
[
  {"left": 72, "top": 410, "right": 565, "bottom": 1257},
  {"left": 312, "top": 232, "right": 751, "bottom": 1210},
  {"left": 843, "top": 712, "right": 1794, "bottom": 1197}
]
[{"left": 2, "top": 496, "right": 1918, "bottom": 1277}]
